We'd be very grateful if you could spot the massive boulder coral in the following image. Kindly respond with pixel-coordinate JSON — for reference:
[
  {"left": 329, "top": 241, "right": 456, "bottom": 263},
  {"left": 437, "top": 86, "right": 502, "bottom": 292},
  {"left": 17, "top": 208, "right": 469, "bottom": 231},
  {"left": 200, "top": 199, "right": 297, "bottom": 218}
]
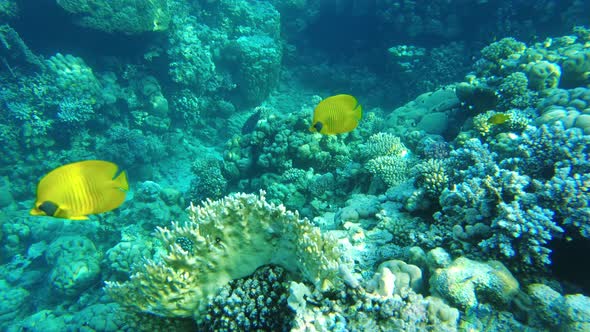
[
  {"left": 525, "top": 283, "right": 590, "bottom": 332},
  {"left": 226, "top": 34, "right": 282, "bottom": 105},
  {"left": 385, "top": 87, "right": 461, "bottom": 137},
  {"left": 45, "top": 235, "right": 101, "bottom": 297},
  {"left": 105, "top": 191, "right": 350, "bottom": 320},
  {"left": 430, "top": 257, "right": 519, "bottom": 310}
]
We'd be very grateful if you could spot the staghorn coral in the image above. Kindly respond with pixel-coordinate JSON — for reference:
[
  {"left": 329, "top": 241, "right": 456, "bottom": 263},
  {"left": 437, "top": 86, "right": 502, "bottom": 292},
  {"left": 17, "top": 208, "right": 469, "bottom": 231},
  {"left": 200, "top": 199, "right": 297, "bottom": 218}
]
[
  {"left": 435, "top": 167, "right": 563, "bottom": 270},
  {"left": 479, "top": 202, "right": 562, "bottom": 266},
  {"left": 105, "top": 191, "right": 350, "bottom": 320},
  {"left": 447, "top": 138, "right": 497, "bottom": 180}
]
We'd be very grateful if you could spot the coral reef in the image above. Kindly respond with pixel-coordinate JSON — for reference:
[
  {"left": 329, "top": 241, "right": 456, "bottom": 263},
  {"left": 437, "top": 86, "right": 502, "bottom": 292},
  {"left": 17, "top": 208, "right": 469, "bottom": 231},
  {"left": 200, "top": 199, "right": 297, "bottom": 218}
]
[
  {"left": 288, "top": 260, "right": 459, "bottom": 331},
  {"left": 434, "top": 138, "right": 565, "bottom": 270},
  {"left": 55, "top": 0, "right": 170, "bottom": 34},
  {"left": 1, "top": 3, "right": 590, "bottom": 331}
]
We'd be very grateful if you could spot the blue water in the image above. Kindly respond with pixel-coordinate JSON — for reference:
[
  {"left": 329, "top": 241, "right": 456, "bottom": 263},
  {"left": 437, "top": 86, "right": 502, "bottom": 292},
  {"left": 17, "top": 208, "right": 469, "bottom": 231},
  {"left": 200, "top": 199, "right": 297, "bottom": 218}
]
[{"left": 1, "top": 0, "right": 589, "bottom": 331}]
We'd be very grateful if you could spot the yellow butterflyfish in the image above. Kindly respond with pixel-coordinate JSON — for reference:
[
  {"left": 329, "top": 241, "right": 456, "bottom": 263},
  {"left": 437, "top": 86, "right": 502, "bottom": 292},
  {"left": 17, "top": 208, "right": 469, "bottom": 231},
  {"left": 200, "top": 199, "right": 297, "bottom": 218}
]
[
  {"left": 309, "top": 94, "right": 362, "bottom": 135},
  {"left": 30, "top": 160, "right": 128, "bottom": 220},
  {"left": 487, "top": 113, "right": 510, "bottom": 125}
]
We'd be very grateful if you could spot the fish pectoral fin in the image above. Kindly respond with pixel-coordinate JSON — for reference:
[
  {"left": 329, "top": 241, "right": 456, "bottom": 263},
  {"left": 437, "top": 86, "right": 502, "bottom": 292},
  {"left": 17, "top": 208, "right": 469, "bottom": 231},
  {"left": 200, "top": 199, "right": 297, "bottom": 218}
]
[{"left": 69, "top": 215, "right": 90, "bottom": 220}]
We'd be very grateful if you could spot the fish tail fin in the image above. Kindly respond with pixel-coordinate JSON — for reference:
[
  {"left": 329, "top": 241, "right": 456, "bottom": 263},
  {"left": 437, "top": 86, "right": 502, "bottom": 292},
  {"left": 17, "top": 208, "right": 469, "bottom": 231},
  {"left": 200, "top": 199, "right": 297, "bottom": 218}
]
[{"left": 114, "top": 170, "right": 129, "bottom": 191}]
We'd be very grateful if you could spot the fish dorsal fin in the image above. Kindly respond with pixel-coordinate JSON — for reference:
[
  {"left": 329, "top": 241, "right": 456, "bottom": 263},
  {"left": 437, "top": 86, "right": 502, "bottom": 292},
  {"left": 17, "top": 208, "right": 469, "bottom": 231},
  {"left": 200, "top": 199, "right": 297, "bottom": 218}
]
[
  {"left": 113, "top": 170, "right": 129, "bottom": 191},
  {"left": 353, "top": 102, "right": 362, "bottom": 120}
]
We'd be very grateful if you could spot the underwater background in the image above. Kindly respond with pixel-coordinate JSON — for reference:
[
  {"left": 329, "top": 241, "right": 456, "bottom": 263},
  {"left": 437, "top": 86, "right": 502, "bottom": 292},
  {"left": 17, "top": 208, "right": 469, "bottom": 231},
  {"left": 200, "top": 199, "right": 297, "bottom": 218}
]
[{"left": 1, "top": 0, "right": 590, "bottom": 331}]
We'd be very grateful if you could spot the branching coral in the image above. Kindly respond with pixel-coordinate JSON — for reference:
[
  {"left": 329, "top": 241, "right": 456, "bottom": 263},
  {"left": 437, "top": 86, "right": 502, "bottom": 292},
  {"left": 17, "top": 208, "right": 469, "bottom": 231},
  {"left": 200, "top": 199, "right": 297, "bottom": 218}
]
[
  {"left": 366, "top": 155, "right": 410, "bottom": 188},
  {"left": 413, "top": 159, "right": 449, "bottom": 197},
  {"left": 435, "top": 137, "right": 566, "bottom": 271},
  {"left": 364, "top": 132, "right": 408, "bottom": 160}
]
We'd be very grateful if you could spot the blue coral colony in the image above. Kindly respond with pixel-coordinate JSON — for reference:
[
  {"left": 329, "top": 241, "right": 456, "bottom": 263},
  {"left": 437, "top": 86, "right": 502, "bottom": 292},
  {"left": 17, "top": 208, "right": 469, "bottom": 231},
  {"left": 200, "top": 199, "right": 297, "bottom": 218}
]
[{"left": 1, "top": 1, "right": 589, "bottom": 331}]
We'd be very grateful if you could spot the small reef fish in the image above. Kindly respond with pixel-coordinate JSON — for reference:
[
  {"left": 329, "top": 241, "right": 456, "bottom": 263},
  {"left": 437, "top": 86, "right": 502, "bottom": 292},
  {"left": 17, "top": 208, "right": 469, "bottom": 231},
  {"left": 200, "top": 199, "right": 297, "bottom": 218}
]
[
  {"left": 30, "top": 160, "right": 128, "bottom": 220},
  {"left": 242, "top": 108, "right": 262, "bottom": 134},
  {"left": 487, "top": 113, "right": 510, "bottom": 125},
  {"left": 309, "top": 94, "right": 362, "bottom": 135}
]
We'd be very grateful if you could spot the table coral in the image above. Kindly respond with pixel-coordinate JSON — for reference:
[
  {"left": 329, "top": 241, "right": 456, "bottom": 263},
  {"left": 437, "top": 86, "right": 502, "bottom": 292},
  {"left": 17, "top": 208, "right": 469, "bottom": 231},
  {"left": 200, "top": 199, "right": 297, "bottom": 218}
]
[{"left": 105, "top": 191, "right": 349, "bottom": 320}]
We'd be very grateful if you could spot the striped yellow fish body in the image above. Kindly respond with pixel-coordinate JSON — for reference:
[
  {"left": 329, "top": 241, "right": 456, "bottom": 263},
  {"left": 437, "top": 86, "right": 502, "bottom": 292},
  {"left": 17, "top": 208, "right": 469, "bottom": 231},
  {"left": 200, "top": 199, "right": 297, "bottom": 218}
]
[
  {"left": 309, "top": 94, "right": 362, "bottom": 135},
  {"left": 487, "top": 113, "right": 510, "bottom": 125},
  {"left": 30, "top": 160, "right": 128, "bottom": 220}
]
